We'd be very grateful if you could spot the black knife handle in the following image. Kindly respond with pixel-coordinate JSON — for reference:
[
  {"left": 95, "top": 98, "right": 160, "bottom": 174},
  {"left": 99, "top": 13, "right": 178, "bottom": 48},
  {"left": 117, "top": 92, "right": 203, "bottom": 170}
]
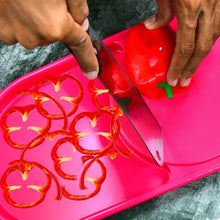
[{"left": 93, "top": 45, "right": 102, "bottom": 76}]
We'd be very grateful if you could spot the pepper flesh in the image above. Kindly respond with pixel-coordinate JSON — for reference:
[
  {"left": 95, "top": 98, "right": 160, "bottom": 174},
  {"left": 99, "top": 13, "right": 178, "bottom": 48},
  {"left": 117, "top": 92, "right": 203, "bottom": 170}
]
[
  {"left": 69, "top": 111, "right": 115, "bottom": 155},
  {"left": 34, "top": 75, "right": 83, "bottom": 117},
  {"left": 61, "top": 158, "right": 107, "bottom": 201},
  {"left": 1, "top": 105, "right": 51, "bottom": 149},
  {"left": 88, "top": 80, "right": 117, "bottom": 112},
  {"left": 0, "top": 160, "right": 62, "bottom": 208}
]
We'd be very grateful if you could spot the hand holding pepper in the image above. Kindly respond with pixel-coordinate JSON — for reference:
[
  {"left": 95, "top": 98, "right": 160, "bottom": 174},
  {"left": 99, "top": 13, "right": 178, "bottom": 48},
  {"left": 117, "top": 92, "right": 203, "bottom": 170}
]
[
  {"left": 0, "top": 0, "right": 99, "bottom": 79},
  {"left": 145, "top": 0, "right": 220, "bottom": 87}
]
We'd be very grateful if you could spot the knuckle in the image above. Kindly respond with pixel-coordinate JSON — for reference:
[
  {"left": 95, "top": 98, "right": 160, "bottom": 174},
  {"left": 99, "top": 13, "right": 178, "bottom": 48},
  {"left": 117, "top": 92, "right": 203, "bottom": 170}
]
[
  {"left": 21, "top": 43, "right": 37, "bottom": 50},
  {"left": 1, "top": 38, "right": 17, "bottom": 46},
  {"left": 39, "top": 16, "right": 66, "bottom": 42},
  {"left": 213, "top": 26, "right": 220, "bottom": 41},
  {"left": 184, "top": 0, "right": 201, "bottom": 13},
  {"left": 0, "top": 31, "right": 17, "bottom": 45},
  {"left": 196, "top": 41, "right": 212, "bottom": 56},
  {"left": 157, "top": 7, "right": 173, "bottom": 22},
  {"left": 17, "top": 36, "right": 41, "bottom": 50},
  {"left": 74, "top": 6, "right": 89, "bottom": 24},
  {"left": 20, "top": 41, "right": 38, "bottom": 50},
  {"left": 46, "top": 28, "right": 64, "bottom": 42},
  {"left": 70, "top": 34, "right": 89, "bottom": 50},
  {"left": 183, "top": 69, "right": 194, "bottom": 78},
  {"left": 208, "top": 0, "right": 216, "bottom": 5},
  {"left": 82, "top": 5, "right": 89, "bottom": 19},
  {"left": 179, "top": 43, "right": 195, "bottom": 56},
  {"left": 213, "top": 32, "right": 220, "bottom": 41}
]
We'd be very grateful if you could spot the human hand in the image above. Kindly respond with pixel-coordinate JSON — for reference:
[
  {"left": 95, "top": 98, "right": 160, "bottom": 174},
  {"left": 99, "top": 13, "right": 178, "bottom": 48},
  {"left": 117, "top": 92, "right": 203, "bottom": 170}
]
[
  {"left": 144, "top": 0, "right": 220, "bottom": 87},
  {"left": 0, "top": 0, "right": 99, "bottom": 79}
]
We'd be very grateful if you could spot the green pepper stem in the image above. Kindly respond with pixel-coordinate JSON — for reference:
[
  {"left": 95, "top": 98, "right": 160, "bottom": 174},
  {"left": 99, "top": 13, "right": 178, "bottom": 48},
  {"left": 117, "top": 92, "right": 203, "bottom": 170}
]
[
  {"left": 157, "top": 82, "right": 174, "bottom": 99},
  {"left": 117, "top": 98, "right": 131, "bottom": 114}
]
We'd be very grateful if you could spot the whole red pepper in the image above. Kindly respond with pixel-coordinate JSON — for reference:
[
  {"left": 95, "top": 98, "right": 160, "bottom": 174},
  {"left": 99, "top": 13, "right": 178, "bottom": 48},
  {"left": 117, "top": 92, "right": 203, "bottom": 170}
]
[{"left": 126, "top": 24, "right": 193, "bottom": 99}]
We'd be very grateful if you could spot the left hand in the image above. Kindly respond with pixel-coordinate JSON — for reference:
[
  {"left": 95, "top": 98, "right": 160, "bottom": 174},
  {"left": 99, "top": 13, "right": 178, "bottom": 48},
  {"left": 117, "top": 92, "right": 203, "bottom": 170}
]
[{"left": 144, "top": 0, "right": 220, "bottom": 87}]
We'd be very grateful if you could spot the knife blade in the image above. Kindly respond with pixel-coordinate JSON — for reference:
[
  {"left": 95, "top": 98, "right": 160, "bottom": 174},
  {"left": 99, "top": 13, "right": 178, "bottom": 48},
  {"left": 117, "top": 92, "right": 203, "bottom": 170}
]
[{"left": 88, "top": 26, "right": 164, "bottom": 166}]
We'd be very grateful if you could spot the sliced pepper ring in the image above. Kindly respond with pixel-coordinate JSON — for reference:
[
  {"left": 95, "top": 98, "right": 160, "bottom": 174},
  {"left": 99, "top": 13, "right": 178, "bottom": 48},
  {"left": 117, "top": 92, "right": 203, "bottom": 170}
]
[
  {"left": 34, "top": 74, "right": 83, "bottom": 117},
  {"left": 20, "top": 130, "right": 72, "bottom": 161},
  {"left": 88, "top": 80, "right": 117, "bottom": 112},
  {"left": 79, "top": 151, "right": 118, "bottom": 191},
  {"left": 110, "top": 107, "right": 132, "bottom": 157},
  {"left": 69, "top": 111, "right": 115, "bottom": 155},
  {"left": 17, "top": 90, "right": 68, "bottom": 130},
  {"left": 0, "top": 160, "right": 54, "bottom": 208},
  {"left": 51, "top": 137, "right": 78, "bottom": 180},
  {"left": 1, "top": 105, "right": 51, "bottom": 150},
  {"left": 61, "top": 158, "right": 106, "bottom": 201}
]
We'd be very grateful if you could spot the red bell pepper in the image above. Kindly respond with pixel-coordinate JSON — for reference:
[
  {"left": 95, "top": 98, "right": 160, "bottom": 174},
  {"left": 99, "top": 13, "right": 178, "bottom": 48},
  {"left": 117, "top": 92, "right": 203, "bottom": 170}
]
[{"left": 126, "top": 23, "right": 193, "bottom": 99}]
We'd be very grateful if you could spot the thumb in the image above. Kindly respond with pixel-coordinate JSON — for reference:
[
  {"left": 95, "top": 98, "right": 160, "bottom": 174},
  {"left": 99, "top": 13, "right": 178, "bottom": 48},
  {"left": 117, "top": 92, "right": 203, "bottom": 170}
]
[{"left": 144, "top": 0, "right": 175, "bottom": 30}]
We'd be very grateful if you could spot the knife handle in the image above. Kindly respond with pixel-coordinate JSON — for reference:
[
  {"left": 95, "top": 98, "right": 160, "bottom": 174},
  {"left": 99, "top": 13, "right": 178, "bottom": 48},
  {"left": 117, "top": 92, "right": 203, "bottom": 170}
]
[{"left": 92, "top": 45, "right": 102, "bottom": 76}]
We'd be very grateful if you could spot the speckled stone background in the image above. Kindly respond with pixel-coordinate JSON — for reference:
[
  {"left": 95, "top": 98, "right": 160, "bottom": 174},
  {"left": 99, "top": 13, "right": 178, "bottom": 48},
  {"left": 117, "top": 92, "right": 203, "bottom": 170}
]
[{"left": 0, "top": 0, "right": 220, "bottom": 219}]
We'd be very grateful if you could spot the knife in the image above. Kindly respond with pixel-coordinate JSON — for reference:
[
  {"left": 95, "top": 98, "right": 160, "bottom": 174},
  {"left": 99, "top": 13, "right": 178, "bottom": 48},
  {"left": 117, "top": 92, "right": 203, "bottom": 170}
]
[{"left": 88, "top": 26, "right": 164, "bottom": 166}]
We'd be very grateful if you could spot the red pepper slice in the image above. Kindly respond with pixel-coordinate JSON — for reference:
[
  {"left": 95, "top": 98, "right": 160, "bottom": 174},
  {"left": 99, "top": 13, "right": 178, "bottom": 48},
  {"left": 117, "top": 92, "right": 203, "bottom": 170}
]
[
  {"left": 69, "top": 111, "right": 115, "bottom": 155},
  {"left": 88, "top": 80, "right": 117, "bottom": 112},
  {"left": 20, "top": 130, "right": 72, "bottom": 161},
  {"left": 79, "top": 150, "right": 119, "bottom": 191},
  {"left": 0, "top": 160, "right": 61, "bottom": 208},
  {"left": 51, "top": 137, "right": 78, "bottom": 180},
  {"left": 61, "top": 158, "right": 106, "bottom": 200},
  {"left": 69, "top": 109, "right": 131, "bottom": 158},
  {"left": 34, "top": 75, "right": 83, "bottom": 117},
  {"left": 110, "top": 108, "right": 132, "bottom": 157},
  {"left": 1, "top": 105, "right": 51, "bottom": 150},
  {"left": 17, "top": 90, "right": 68, "bottom": 130}
]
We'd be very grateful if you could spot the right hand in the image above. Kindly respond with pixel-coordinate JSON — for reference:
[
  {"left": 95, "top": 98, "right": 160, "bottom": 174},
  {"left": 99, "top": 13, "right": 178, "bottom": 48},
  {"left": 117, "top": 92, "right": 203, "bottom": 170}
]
[
  {"left": 145, "top": 0, "right": 220, "bottom": 87},
  {"left": 0, "top": 0, "right": 99, "bottom": 79}
]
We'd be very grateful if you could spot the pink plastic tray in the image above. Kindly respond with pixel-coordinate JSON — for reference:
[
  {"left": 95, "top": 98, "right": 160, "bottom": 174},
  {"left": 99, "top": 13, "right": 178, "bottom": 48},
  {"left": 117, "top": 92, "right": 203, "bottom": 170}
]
[{"left": 0, "top": 20, "right": 220, "bottom": 220}]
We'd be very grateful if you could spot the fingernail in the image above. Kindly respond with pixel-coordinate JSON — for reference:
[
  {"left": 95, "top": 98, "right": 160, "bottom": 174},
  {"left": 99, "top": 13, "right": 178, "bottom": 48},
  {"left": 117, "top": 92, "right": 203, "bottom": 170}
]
[
  {"left": 169, "top": 78, "right": 178, "bottom": 87},
  {"left": 81, "top": 18, "right": 89, "bottom": 31},
  {"left": 181, "top": 77, "right": 191, "bottom": 87},
  {"left": 85, "top": 71, "right": 98, "bottom": 79},
  {"left": 144, "top": 15, "right": 156, "bottom": 28}
]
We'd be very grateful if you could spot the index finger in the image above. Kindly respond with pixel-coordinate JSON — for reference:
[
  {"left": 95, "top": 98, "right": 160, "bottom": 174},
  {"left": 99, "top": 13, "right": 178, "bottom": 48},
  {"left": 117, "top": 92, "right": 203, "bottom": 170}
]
[{"left": 63, "top": 14, "right": 99, "bottom": 79}]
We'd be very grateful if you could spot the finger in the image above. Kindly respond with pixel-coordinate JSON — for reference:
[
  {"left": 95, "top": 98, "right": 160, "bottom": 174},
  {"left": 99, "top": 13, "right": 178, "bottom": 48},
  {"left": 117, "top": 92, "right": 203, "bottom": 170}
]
[
  {"left": 167, "top": 1, "right": 200, "bottom": 86},
  {"left": 66, "top": 0, "right": 89, "bottom": 27},
  {"left": 0, "top": 28, "right": 17, "bottom": 45},
  {"left": 213, "top": 0, "right": 220, "bottom": 42},
  {"left": 63, "top": 13, "right": 99, "bottom": 79},
  {"left": 180, "top": 2, "right": 215, "bottom": 86},
  {"left": 144, "top": 0, "right": 175, "bottom": 29},
  {"left": 0, "top": 17, "right": 17, "bottom": 45}
]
